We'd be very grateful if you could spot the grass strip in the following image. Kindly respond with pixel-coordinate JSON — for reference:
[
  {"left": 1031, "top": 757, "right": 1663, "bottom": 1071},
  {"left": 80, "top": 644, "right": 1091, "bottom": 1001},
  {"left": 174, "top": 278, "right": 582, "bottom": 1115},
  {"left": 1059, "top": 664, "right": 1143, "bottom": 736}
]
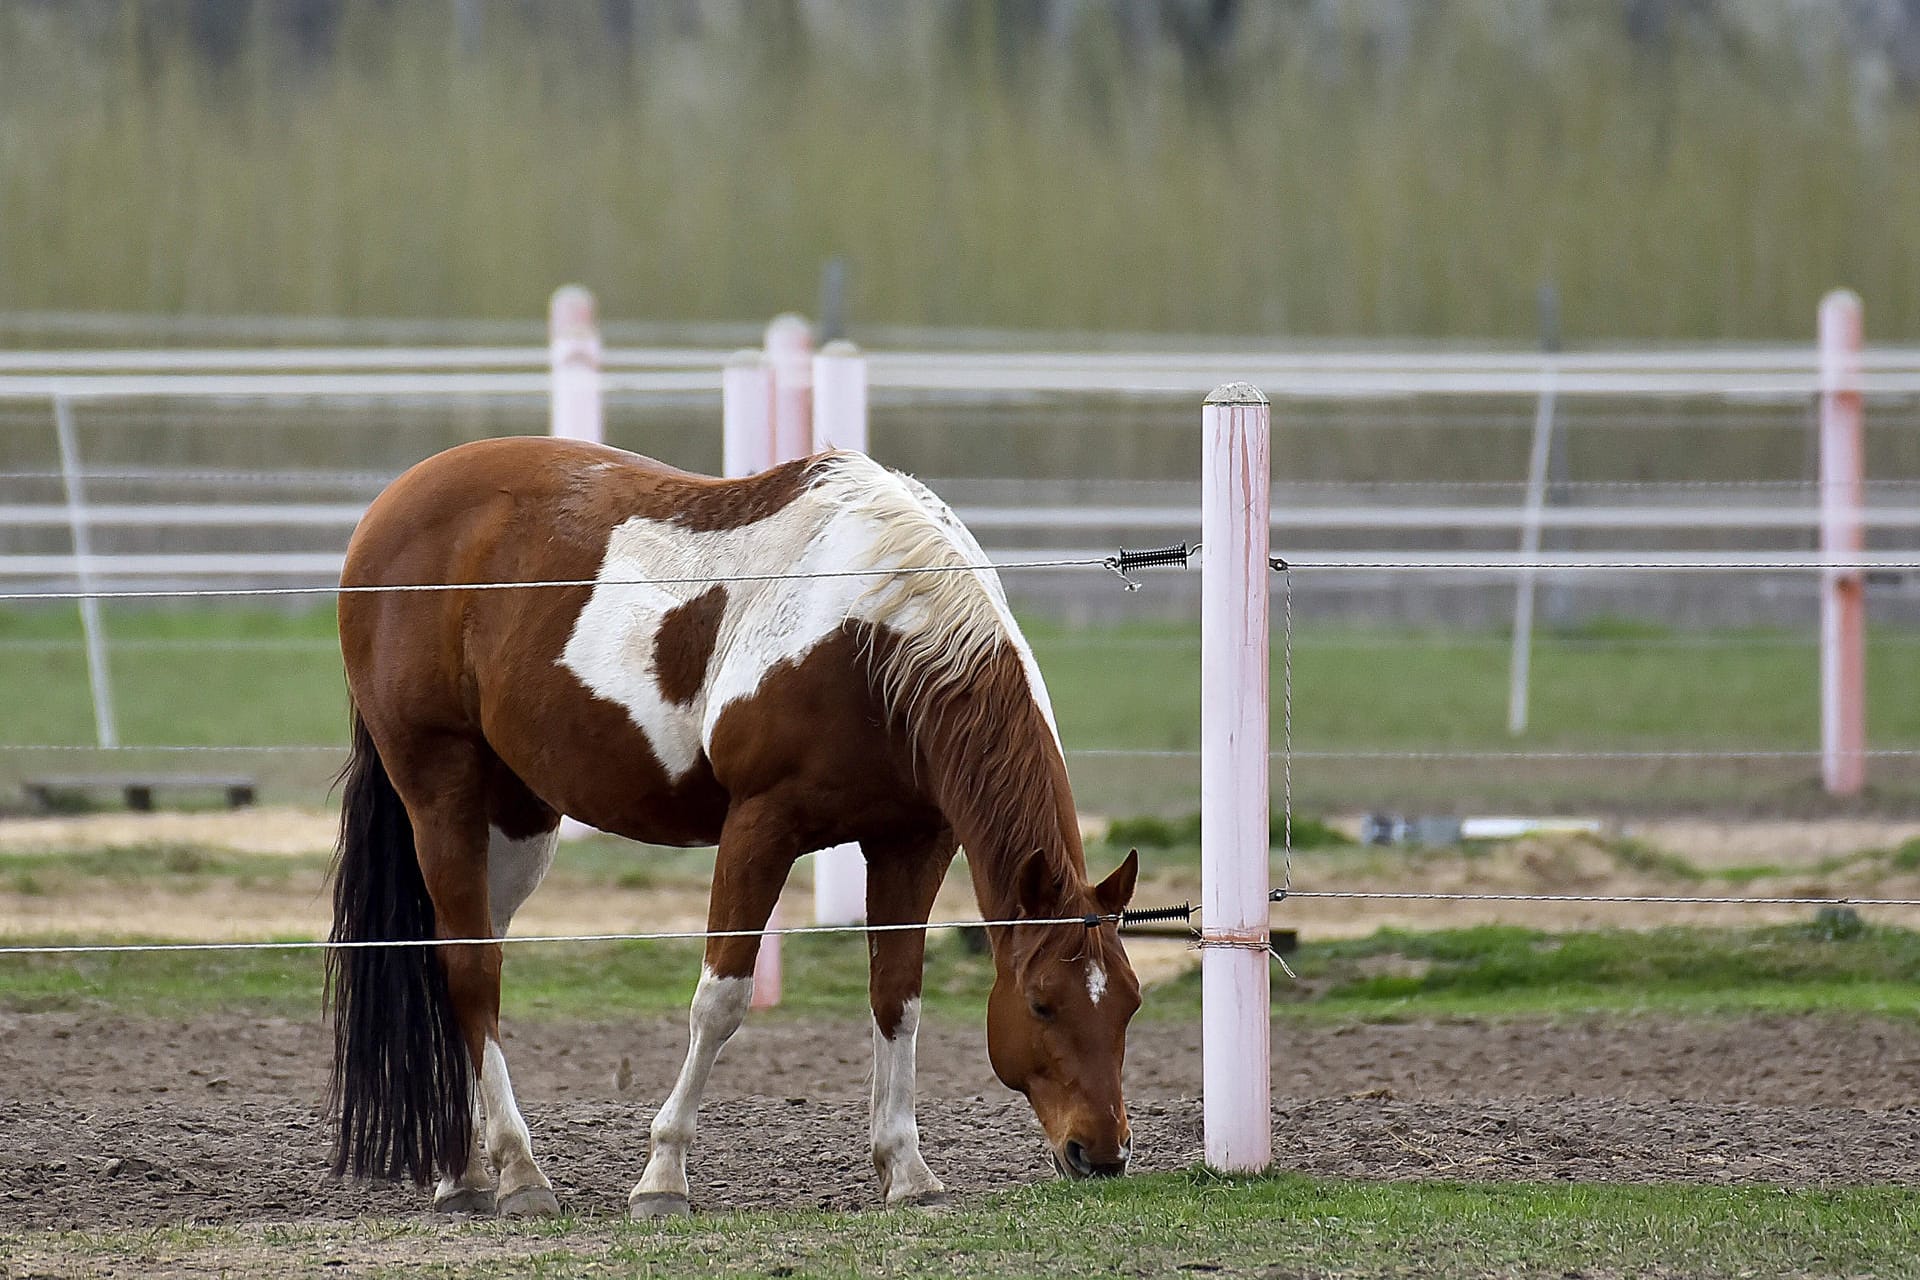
[
  {"left": 6, "top": 1173, "right": 1917, "bottom": 1278},
  {"left": 2, "top": 922, "right": 1915, "bottom": 1024}
]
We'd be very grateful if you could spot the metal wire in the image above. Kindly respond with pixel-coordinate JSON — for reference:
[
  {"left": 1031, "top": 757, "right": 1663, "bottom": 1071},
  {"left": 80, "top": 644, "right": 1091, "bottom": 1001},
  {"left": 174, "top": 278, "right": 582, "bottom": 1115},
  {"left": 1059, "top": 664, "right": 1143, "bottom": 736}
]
[
  {"left": 1271, "top": 890, "right": 1920, "bottom": 908},
  {"left": 0, "top": 910, "right": 1131, "bottom": 958},
  {"left": 1287, "top": 558, "right": 1920, "bottom": 573},
  {"left": 0, "top": 555, "right": 1115, "bottom": 604},
  {"left": 1069, "top": 747, "right": 1920, "bottom": 762}
]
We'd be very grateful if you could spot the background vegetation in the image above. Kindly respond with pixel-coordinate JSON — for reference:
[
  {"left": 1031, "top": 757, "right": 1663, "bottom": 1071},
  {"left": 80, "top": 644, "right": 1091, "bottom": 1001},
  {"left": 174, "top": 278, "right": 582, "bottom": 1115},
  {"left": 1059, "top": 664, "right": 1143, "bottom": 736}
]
[{"left": 5, "top": 0, "right": 1920, "bottom": 340}]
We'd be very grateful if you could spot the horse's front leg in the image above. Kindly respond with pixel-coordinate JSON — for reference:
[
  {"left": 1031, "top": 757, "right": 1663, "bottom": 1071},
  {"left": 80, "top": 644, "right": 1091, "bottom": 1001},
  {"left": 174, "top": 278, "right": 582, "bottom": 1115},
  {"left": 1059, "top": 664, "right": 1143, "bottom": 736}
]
[
  {"left": 864, "top": 827, "right": 957, "bottom": 1206},
  {"left": 629, "top": 798, "right": 799, "bottom": 1218}
]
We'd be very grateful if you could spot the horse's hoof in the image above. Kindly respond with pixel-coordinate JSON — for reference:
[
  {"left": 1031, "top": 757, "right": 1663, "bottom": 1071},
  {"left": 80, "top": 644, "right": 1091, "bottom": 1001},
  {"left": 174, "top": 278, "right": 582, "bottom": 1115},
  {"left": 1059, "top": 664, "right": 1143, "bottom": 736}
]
[
  {"left": 628, "top": 1192, "right": 692, "bottom": 1219},
  {"left": 893, "top": 1189, "right": 953, "bottom": 1210},
  {"left": 432, "top": 1187, "right": 497, "bottom": 1216},
  {"left": 498, "top": 1185, "right": 562, "bottom": 1218}
]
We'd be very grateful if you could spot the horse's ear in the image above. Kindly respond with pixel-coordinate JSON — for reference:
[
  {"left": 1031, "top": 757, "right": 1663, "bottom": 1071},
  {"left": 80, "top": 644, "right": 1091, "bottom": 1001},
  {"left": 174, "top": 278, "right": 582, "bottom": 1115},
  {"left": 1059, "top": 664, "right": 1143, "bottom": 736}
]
[
  {"left": 1016, "top": 848, "right": 1063, "bottom": 916},
  {"left": 1094, "top": 849, "right": 1140, "bottom": 915}
]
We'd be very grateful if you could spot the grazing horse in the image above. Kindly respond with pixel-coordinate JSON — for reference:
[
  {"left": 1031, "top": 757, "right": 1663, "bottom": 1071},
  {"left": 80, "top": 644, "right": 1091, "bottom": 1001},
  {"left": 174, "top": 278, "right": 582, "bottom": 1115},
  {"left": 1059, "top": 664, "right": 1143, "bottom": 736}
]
[{"left": 329, "top": 436, "right": 1142, "bottom": 1217}]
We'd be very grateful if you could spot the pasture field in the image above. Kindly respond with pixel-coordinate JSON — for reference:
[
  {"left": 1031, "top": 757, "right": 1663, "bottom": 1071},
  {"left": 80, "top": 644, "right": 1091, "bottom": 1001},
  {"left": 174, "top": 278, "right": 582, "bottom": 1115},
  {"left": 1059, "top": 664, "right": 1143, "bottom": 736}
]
[
  {"left": 5, "top": 834, "right": 1920, "bottom": 1275},
  {"left": 6, "top": 606, "right": 1920, "bottom": 1276},
  {"left": 5, "top": 605, "right": 1920, "bottom": 814}
]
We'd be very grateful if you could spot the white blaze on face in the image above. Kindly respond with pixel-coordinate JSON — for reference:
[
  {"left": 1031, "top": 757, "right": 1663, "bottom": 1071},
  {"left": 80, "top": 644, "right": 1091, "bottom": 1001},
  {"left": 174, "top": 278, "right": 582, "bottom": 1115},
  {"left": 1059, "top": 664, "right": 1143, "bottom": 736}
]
[{"left": 1085, "top": 959, "right": 1108, "bottom": 1006}]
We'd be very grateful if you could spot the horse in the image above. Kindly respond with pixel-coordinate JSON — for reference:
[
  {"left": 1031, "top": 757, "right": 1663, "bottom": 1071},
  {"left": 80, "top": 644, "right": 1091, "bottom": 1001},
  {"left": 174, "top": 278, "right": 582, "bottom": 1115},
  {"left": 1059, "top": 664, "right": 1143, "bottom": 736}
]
[{"left": 328, "top": 435, "right": 1142, "bottom": 1217}]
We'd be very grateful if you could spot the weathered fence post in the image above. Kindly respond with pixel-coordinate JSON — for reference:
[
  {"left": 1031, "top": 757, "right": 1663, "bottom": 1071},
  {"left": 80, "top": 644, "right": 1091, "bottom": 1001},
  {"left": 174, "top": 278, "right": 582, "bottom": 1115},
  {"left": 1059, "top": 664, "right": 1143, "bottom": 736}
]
[
  {"left": 766, "top": 313, "right": 814, "bottom": 463},
  {"left": 1200, "top": 382, "right": 1272, "bottom": 1173},
  {"left": 722, "top": 348, "right": 783, "bottom": 1008},
  {"left": 1819, "top": 289, "right": 1866, "bottom": 796},
  {"left": 809, "top": 339, "right": 871, "bottom": 926},
  {"left": 548, "top": 285, "right": 602, "bottom": 445},
  {"left": 550, "top": 286, "right": 605, "bottom": 842},
  {"left": 52, "top": 395, "right": 117, "bottom": 748}
]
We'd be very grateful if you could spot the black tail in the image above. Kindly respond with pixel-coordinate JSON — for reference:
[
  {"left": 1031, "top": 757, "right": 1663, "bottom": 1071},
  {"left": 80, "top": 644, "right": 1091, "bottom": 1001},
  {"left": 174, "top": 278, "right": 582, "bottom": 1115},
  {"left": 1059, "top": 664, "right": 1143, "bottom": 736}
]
[{"left": 326, "top": 707, "right": 473, "bottom": 1185}]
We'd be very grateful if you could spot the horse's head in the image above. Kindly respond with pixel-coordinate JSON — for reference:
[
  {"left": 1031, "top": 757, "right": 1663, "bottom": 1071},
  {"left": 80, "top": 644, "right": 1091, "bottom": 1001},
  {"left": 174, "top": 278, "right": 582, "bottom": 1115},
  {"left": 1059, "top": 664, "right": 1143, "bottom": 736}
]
[{"left": 985, "top": 849, "right": 1142, "bottom": 1178}]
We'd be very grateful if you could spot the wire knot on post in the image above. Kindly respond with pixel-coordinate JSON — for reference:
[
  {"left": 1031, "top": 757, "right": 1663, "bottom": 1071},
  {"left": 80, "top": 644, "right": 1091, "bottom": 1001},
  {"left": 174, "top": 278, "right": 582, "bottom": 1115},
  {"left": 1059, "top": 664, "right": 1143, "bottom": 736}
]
[{"left": 1104, "top": 542, "right": 1191, "bottom": 591}]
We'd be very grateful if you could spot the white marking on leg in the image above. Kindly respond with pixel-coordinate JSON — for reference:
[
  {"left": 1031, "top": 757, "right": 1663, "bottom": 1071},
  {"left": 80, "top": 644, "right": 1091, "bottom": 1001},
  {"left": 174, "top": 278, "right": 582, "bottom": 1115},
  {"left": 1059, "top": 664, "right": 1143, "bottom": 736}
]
[
  {"left": 1086, "top": 959, "right": 1108, "bottom": 1006},
  {"left": 631, "top": 967, "right": 752, "bottom": 1204},
  {"left": 487, "top": 825, "right": 558, "bottom": 936},
  {"left": 871, "top": 998, "right": 943, "bottom": 1202},
  {"left": 482, "top": 1038, "right": 550, "bottom": 1196}
]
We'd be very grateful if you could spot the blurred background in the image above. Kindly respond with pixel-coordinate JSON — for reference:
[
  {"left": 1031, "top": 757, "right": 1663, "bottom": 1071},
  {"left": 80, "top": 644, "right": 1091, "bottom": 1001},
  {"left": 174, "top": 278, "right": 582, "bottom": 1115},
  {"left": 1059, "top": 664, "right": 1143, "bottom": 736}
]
[
  {"left": 4, "top": 0, "right": 1920, "bottom": 826},
  {"left": 4, "top": 0, "right": 1920, "bottom": 336}
]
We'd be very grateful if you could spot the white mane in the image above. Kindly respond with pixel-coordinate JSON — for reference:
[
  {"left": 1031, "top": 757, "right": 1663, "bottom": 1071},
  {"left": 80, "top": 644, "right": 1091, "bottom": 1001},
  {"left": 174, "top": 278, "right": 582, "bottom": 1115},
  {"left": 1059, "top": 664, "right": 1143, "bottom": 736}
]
[{"left": 811, "top": 454, "right": 1059, "bottom": 746}]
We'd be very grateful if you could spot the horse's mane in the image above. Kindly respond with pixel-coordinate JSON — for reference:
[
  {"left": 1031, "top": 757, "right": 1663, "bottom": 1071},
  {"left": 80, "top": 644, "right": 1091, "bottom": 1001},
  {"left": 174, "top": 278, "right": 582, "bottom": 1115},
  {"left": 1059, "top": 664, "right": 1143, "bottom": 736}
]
[{"left": 814, "top": 455, "right": 1078, "bottom": 895}]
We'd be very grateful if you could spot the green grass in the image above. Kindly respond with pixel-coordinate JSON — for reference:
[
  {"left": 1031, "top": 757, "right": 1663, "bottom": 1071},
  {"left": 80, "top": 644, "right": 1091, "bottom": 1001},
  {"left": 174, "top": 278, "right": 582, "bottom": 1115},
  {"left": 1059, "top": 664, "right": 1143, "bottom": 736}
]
[
  {"left": 5, "top": 922, "right": 1916, "bottom": 1025},
  {"left": 8, "top": 1174, "right": 1919, "bottom": 1278},
  {"left": 7, "top": 607, "right": 1920, "bottom": 812}
]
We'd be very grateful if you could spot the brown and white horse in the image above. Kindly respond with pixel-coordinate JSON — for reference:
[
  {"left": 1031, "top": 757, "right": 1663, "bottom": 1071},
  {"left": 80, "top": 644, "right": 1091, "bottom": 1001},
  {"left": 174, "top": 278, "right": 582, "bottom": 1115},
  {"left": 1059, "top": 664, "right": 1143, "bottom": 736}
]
[{"left": 328, "top": 436, "right": 1142, "bottom": 1217}]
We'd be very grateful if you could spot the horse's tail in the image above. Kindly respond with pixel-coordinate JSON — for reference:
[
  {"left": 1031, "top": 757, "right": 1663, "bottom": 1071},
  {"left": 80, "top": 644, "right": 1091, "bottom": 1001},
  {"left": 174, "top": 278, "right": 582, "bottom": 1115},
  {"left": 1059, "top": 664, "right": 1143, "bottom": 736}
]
[{"left": 326, "top": 705, "right": 473, "bottom": 1186}]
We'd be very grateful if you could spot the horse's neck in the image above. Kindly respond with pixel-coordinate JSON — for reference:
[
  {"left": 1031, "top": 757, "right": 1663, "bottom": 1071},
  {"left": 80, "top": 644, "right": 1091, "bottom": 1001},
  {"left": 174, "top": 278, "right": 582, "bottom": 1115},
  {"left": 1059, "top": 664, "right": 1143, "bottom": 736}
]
[{"left": 918, "top": 654, "right": 1086, "bottom": 924}]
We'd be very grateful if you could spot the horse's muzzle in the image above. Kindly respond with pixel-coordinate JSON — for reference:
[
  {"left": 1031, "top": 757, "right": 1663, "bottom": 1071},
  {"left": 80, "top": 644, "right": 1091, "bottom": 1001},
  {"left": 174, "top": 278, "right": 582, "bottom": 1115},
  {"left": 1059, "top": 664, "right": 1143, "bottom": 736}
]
[{"left": 1054, "top": 1138, "right": 1131, "bottom": 1179}]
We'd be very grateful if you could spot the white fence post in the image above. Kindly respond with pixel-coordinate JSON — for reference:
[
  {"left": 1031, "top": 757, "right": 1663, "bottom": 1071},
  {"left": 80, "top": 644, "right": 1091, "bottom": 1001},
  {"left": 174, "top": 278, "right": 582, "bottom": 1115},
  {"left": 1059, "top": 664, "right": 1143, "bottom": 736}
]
[
  {"left": 808, "top": 339, "right": 871, "bottom": 926},
  {"left": 1200, "top": 381, "right": 1272, "bottom": 1174},
  {"left": 548, "top": 285, "right": 602, "bottom": 445},
  {"left": 765, "top": 313, "right": 814, "bottom": 463},
  {"left": 550, "top": 286, "right": 605, "bottom": 842},
  {"left": 1507, "top": 362, "right": 1557, "bottom": 736},
  {"left": 722, "top": 348, "right": 784, "bottom": 1008},
  {"left": 1819, "top": 290, "right": 1866, "bottom": 796},
  {"left": 52, "top": 394, "right": 117, "bottom": 748}
]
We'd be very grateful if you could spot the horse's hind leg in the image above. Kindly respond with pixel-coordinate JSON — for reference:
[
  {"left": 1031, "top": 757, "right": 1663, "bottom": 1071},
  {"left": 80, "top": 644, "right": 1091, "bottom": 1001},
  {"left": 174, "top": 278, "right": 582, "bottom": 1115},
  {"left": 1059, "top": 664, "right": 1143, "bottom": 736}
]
[
  {"left": 468, "top": 766, "right": 562, "bottom": 1218},
  {"left": 394, "top": 740, "right": 560, "bottom": 1218},
  {"left": 864, "top": 825, "right": 958, "bottom": 1206},
  {"left": 630, "top": 795, "right": 801, "bottom": 1218}
]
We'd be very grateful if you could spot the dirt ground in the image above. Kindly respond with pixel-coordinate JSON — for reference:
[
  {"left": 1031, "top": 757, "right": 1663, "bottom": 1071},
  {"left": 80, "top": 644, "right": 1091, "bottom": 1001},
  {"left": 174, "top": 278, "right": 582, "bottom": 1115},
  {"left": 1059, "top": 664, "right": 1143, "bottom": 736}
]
[{"left": 1, "top": 1010, "right": 1916, "bottom": 1232}]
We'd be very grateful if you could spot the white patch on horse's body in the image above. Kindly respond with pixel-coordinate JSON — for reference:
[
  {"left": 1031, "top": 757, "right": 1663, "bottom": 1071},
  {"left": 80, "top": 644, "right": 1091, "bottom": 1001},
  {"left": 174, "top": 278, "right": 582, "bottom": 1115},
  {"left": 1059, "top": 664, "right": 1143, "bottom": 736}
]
[
  {"left": 561, "top": 453, "right": 1060, "bottom": 780},
  {"left": 1085, "top": 959, "right": 1108, "bottom": 1006},
  {"left": 870, "top": 998, "right": 944, "bottom": 1202},
  {"left": 632, "top": 967, "right": 753, "bottom": 1205},
  {"left": 486, "top": 825, "right": 558, "bottom": 937}
]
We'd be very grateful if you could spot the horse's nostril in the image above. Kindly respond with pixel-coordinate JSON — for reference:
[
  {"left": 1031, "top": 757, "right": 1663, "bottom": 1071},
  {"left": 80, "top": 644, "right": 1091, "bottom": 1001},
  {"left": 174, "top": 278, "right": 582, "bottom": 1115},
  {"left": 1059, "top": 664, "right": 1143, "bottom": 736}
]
[{"left": 1063, "top": 1139, "right": 1094, "bottom": 1178}]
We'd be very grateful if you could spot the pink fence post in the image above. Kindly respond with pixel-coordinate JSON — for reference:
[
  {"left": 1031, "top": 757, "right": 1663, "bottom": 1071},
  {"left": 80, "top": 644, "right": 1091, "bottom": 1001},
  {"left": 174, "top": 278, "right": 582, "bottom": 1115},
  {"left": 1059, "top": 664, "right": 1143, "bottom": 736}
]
[
  {"left": 766, "top": 313, "right": 814, "bottom": 464},
  {"left": 722, "top": 349, "right": 783, "bottom": 1008},
  {"left": 1819, "top": 290, "right": 1867, "bottom": 797},
  {"left": 550, "top": 287, "right": 604, "bottom": 842},
  {"left": 1200, "top": 382, "right": 1272, "bottom": 1174},
  {"left": 809, "top": 339, "right": 871, "bottom": 925},
  {"left": 548, "top": 285, "right": 602, "bottom": 445}
]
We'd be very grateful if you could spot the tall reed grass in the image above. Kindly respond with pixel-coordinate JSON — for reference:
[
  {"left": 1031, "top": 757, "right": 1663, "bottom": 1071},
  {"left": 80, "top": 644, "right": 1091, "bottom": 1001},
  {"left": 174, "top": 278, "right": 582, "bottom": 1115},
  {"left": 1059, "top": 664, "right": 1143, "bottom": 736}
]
[{"left": 2, "top": 2, "right": 1917, "bottom": 339}]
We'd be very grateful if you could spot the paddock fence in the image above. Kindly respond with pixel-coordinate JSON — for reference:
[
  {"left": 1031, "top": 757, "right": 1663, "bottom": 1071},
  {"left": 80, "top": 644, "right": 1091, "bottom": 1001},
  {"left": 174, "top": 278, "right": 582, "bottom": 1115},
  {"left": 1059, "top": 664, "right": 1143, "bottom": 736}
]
[{"left": 7, "top": 292, "right": 1920, "bottom": 1172}]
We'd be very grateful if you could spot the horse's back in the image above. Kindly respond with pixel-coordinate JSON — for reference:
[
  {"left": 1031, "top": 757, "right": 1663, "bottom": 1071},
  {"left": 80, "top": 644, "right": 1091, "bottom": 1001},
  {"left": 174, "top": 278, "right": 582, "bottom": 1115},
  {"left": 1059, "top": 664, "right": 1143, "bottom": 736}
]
[{"left": 338, "top": 438, "right": 833, "bottom": 841}]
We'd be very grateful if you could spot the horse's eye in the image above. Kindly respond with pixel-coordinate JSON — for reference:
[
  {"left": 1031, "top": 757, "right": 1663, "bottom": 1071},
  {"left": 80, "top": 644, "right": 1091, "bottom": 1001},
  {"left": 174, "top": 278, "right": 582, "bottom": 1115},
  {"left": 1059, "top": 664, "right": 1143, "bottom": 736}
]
[{"left": 1029, "top": 1000, "right": 1055, "bottom": 1021}]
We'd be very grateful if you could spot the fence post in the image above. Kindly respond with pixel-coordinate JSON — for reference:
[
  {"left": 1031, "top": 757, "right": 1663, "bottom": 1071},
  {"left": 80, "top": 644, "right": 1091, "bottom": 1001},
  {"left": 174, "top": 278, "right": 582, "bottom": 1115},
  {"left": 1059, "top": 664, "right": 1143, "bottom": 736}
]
[
  {"left": 720, "top": 348, "right": 784, "bottom": 1008},
  {"left": 1819, "top": 289, "right": 1866, "bottom": 796},
  {"left": 1506, "top": 360, "right": 1557, "bottom": 737},
  {"left": 765, "top": 313, "right": 814, "bottom": 463},
  {"left": 1200, "top": 382, "right": 1272, "bottom": 1174},
  {"left": 550, "top": 286, "right": 605, "bottom": 842},
  {"left": 52, "top": 395, "right": 117, "bottom": 748},
  {"left": 548, "top": 285, "right": 602, "bottom": 445},
  {"left": 809, "top": 340, "right": 872, "bottom": 925}
]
